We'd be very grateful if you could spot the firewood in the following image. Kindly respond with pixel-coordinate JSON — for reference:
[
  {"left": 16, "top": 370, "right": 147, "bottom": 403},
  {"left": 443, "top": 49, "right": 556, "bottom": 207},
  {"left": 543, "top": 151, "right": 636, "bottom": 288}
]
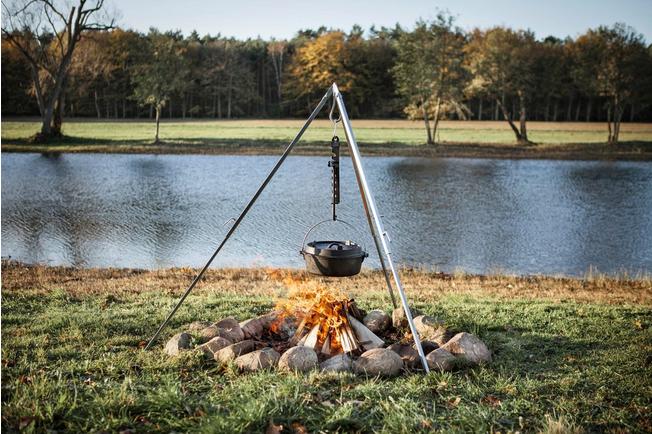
[
  {"left": 348, "top": 314, "right": 384, "bottom": 350},
  {"left": 290, "top": 315, "right": 309, "bottom": 344},
  {"left": 336, "top": 323, "right": 359, "bottom": 353},
  {"left": 298, "top": 324, "right": 320, "bottom": 350},
  {"left": 321, "top": 335, "right": 332, "bottom": 355}
]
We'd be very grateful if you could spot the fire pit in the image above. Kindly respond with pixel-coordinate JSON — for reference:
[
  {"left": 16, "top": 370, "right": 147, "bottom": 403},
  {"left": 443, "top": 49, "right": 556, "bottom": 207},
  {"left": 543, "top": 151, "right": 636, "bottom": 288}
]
[{"left": 163, "top": 273, "right": 492, "bottom": 376}]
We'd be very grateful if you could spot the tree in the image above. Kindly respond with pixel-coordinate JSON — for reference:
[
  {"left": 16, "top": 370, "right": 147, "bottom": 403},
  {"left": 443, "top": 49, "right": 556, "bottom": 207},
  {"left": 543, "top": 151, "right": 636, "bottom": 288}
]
[
  {"left": 465, "top": 27, "right": 537, "bottom": 144},
  {"left": 131, "top": 30, "right": 190, "bottom": 143},
  {"left": 267, "top": 39, "right": 287, "bottom": 115},
  {"left": 1, "top": 38, "right": 38, "bottom": 114},
  {"left": 1, "top": 0, "right": 114, "bottom": 140},
  {"left": 68, "top": 32, "right": 115, "bottom": 118},
  {"left": 393, "top": 15, "right": 468, "bottom": 144},
  {"left": 588, "top": 24, "right": 651, "bottom": 143},
  {"left": 287, "top": 31, "right": 355, "bottom": 110}
]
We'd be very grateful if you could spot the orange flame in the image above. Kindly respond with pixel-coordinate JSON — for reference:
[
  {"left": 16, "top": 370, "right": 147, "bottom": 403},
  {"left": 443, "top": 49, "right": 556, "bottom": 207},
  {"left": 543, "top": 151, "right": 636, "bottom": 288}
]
[{"left": 264, "top": 269, "right": 353, "bottom": 354}]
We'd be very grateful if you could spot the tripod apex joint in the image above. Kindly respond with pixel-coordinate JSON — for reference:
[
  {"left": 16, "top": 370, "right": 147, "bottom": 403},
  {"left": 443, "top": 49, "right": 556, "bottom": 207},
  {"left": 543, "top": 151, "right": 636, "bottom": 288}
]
[{"left": 144, "top": 83, "right": 430, "bottom": 372}]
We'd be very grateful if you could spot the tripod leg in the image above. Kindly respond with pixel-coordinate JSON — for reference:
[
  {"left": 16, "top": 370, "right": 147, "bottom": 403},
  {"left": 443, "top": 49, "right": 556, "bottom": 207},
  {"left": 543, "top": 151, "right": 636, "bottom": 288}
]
[
  {"left": 333, "top": 83, "right": 430, "bottom": 372},
  {"left": 144, "top": 88, "right": 333, "bottom": 350}
]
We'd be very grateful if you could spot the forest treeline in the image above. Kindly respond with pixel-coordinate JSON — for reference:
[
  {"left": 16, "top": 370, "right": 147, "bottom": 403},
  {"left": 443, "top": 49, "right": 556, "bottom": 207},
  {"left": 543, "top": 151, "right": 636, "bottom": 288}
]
[{"left": 3, "top": 10, "right": 652, "bottom": 144}]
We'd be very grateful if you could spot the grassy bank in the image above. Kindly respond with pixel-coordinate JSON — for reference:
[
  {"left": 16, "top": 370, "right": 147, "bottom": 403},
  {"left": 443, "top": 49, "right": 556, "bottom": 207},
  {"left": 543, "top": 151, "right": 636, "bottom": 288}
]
[
  {"left": 2, "top": 262, "right": 651, "bottom": 432},
  {"left": 2, "top": 119, "right": 652, "bottom": 160}
]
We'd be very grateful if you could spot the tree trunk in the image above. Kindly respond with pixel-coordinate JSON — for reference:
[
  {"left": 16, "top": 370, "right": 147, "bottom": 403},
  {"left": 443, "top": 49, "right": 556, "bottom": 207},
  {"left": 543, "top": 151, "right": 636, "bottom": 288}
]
[
  {"left": 421, "top": 98, "right": 433, "bottom": 145},
  {"left": 607, "top": 104, "right": 613, "bottom": 144},
  {"left": 432, "top": 97, "right": 442, "bottom": 143},
  {"left": 612, "top": 98, "right": 624, "bottom": 144},
  {"left": 212, "top": 93, "right": 217, "bottom": 118},
  {"left": 553, "top": 100, "right": 559, "bottom": 121},
  {"left": 51, "top": 87, "right": 65, "bottom": 137},
  {"left": 35, "top": 50, "right": 73, "bottom": 141},
  {"left": 496, "top": 98, "right": 523, "bottom": 143},
  {"left": 629, "top": 103, "right": 636, "bottom": 122},
  {"left": 114, "top": 98, "right": 118, "bottom": 119},
  {"left": 574, "top": 100, "right": 581, "bottom": 121},
  {"left": 478, "top": 99, "right": 483, "bottom": 121},
  {"left": 149, "top": 104, "right": 153, "bottom": 119},
  {"left": 585, "top": 98, "right": 592, "bottom": 122},
  {"left": 227, "top": 74, "right": 233, "bottom": 119},
  {"left": 493, "top": 99, "right": 499, "bottom": 120},
  {"left": 544, "top": 96, "right": 550, "bottom": 122},
  {"left": 217, "top": 92, "right": 222, "bottom": 119},
  {"left": 94, "top": 90, "right": 102, "bottom": 119},
  {"left": 189, "top": 92, "right": 194, "bottom": 118},
  {"left": 182, "top": 93, "right": 187, "bottom": 119},
  {"left": 155, "top": 105, "right": 161, "bottom": 144},
  {"left": 122, "top": 97, "right": 127, "bottom": 119},
  {"left": 566, "top": 97, "right": 573, "bottom": 121},
  {"left": 104, "top": 89, "right": 110, "bottom": 118},
  {"left": 517, "top": 91, "right": 529, "bottom": 144}
]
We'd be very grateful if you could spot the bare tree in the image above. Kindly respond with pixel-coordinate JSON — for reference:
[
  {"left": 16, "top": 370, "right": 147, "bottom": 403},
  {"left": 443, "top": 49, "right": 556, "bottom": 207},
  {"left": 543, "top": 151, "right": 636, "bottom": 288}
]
[
  {"left": 1, "top": 0, "right": 114, "bottom": 141},
  {"left": 267, "top": 39, "right": 286, "bottom": 114}
]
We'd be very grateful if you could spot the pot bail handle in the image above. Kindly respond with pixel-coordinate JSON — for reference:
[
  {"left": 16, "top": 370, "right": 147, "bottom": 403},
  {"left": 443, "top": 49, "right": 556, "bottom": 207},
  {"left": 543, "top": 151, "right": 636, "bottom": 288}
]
[{"left": 300, "top": 218, "right": 366, "bottom": 253}]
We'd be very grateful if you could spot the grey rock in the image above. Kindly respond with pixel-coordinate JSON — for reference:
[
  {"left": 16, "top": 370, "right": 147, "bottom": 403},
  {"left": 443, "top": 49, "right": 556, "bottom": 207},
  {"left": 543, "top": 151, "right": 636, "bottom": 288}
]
[
  {"left": 164, "top": 332, "right": 191, "bottom": 356},
  {"left": 197, "top": 325, "right": 221, "bottom": 343},
  {"left": 214, "top": 318, "right": 245, "bottom": 343},
  {"left": 413, "top": 315, "right": 451, "bottom": 345},
  {"left": 363, "top": 310, "right": 391, "bottom": 334},
  {"left": 320, "top": 354, "right": 353, "bottom": 373},
  {"left": 441, "top": 332, "right": 492, "bottom": 364},
  {"left": 278, "top": 346, "right": 318, "bottom": 372},
  {"left": 240, "top": 312, "right": 276, "bottom": 339},
  {"left": 197, "top": 336, "right": 232, "bottom": 359},
  {"left": 186, "top": 321, "right": 212, "bottom": 332},
  {"left": 353, "top": 348, "right": 404, "bottom": 377},
  {"left": 387, "top": 343, "right": 421, "bottom": 369},
  {"left": 392, "top": 306, "right": 422, "bottom": 329},
  {"left": 426, "top": 348, "right": 457, "bottom": 371},
  {"left": 214, "top": 340, "right": 256, "bottom": 364},
  {"left": 235, "top": 347, "right": 280, "bottom": 371}
]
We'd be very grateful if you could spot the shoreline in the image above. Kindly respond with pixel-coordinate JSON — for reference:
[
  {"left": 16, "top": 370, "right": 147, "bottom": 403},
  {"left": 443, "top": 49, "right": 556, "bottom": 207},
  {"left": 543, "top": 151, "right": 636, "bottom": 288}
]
[
  {"left": 3, "top": 261, "right": 650, "bottom": 306},
  {"left": 3, "top": 139, "right": 652, "bottom": 161}
]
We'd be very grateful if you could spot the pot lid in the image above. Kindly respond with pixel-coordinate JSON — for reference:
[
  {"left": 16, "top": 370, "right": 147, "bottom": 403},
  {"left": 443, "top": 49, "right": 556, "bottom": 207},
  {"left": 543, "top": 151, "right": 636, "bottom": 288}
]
[{"left": 302, "top": 240, "right": 366, "bottom": 258}]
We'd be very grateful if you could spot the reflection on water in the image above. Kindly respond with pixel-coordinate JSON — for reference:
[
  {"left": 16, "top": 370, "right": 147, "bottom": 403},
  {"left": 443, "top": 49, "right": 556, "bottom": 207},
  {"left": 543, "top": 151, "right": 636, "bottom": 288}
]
[{"left": 2, "top": 153, "right": 651, "bottom": 276}]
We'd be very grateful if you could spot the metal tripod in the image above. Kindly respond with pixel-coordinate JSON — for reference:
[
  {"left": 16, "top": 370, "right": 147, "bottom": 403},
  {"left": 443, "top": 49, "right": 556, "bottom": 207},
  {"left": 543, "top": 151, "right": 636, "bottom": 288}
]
[{"left": 144, "top": 83, "right": 430, "bottom": 373}]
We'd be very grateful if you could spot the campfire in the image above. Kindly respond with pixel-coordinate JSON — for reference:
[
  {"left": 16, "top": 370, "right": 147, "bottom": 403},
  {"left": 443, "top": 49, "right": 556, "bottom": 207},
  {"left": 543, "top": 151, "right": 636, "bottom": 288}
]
[
  {"left": 277, "top": 286, "right": 384, "bottom": 356},
  {"left": 162, "top": 270, "right": 493, "bottom": 376}
]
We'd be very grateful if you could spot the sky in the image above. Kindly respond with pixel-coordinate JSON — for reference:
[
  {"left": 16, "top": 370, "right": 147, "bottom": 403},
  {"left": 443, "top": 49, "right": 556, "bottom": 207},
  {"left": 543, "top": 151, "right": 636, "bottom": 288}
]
[{"left": 111, "top": 0, "right": 652, "bottom": 42}]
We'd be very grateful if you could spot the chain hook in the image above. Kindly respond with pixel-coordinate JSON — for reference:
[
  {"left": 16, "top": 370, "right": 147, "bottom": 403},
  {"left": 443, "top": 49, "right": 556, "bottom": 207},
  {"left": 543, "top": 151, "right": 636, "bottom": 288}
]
[{"left": 329, "top": 96, "right": 341, "bottom": 137}]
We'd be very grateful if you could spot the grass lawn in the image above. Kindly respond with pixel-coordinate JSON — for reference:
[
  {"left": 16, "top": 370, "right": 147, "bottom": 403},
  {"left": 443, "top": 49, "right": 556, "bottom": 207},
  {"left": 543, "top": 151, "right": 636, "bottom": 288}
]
[
  {"left": 2, "top": 119, "right": 652, "bottom": 159},
  {"left": 2, "top": 263, "right": 651, "bottom": 433}
]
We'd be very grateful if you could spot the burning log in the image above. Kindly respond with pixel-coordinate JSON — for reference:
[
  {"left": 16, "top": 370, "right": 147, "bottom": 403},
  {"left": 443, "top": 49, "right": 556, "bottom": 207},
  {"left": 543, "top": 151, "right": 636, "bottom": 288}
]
[
  {"left": 298, "top": 324, "right": 320, "bottom": 349},
  {"left": 291, "top": 292, "right": 382, "bottom": 356}
]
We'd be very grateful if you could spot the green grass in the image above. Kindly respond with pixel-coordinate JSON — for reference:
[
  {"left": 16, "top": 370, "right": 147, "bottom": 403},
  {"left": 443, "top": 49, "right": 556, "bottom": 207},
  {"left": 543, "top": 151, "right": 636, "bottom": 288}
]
[
  {"left": 2, "top": 274, "right": 651, "bottom": 433},
  {"left": 3, "top": 119, "right": 652, "bottom": 146}
]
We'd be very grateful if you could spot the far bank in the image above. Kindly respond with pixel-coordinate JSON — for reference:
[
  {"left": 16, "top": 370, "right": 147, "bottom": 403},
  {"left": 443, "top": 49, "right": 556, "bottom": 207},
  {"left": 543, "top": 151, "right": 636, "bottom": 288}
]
[{"left": 2, "top": 119, "right": 652, "bottom": 160}]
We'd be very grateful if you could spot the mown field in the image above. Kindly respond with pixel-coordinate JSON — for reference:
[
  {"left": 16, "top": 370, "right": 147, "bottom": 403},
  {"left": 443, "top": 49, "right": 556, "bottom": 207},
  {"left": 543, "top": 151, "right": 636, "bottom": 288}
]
[
  {"left": 2, "top": 119, "right": 652, "bottom": 159},
  {"left": 2, "top": 262, "right": 651, "bottom": 433}
]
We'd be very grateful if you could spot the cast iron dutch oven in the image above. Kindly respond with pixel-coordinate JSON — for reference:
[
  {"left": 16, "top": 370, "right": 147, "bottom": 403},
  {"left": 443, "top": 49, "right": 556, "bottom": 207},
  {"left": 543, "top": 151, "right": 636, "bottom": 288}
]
[{"left": 300, "top": 220, "right": 368, "bottom": 277}]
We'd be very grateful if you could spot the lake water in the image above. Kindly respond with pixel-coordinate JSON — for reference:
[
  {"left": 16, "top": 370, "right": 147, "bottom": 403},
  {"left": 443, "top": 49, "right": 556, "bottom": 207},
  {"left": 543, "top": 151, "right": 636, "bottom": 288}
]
[{"left": 2, "top": 153, "right": 651, "bottom": 276}]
